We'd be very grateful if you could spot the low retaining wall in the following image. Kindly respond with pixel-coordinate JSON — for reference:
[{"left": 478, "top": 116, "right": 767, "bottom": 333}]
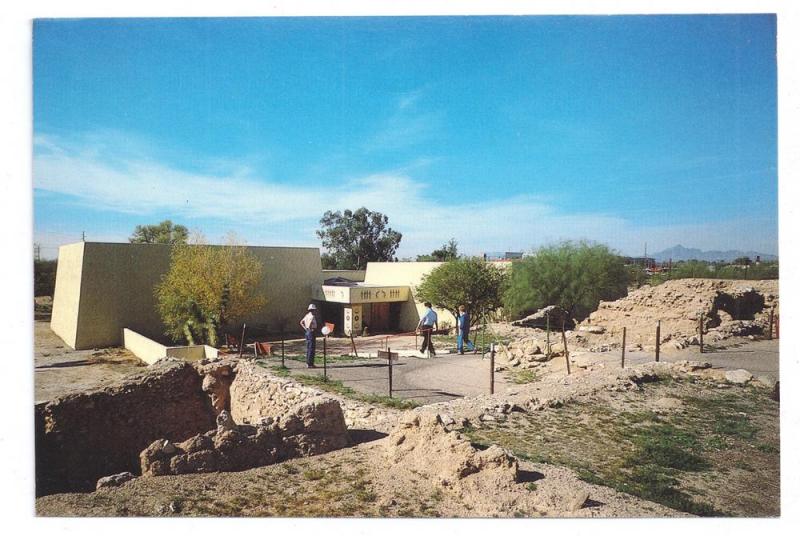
[{"left": 122, "top": 328, "right": 218, "bottom": 365}]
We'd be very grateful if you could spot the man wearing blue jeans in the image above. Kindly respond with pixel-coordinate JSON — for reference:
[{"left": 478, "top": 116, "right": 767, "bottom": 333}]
[
  {"left": 456, "top": 305, "right": 474, "bottom": 354},
  {"left": 300, "top": 304, "right": 318, "bottom": 368}
]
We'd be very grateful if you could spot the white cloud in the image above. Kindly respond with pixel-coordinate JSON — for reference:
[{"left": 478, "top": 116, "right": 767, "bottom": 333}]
[{"left": 33, "top": 132, "right": 778, "bottom": 258}]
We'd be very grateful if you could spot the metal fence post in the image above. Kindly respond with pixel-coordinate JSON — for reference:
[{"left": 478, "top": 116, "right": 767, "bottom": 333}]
[
  {"left": 655, "top": 320, "right": 661, "bottom": 362},
  {"left": 546, "top": 312, "right": 551, "bottom": 359},
  {"left": 768, "top": 307, "right": 774, "bottom": 340},
  {"left": 490, "top": 343, "right": 495, "bottom": 395},
  {"left": 281, "top": 332, "right": 285, "bottom": 368},
  {"left": 561, "top": 320, "right": 570, "bottom": 375},
  {"left": 621, "top": 327, "right": 626, "bottom": 368},
  {"left": 699, "top": 313, "right": 704, "bottom": 353},
  {"left": 323, "top": 335, "right": 327, "bottom": 380},
  {"left": 388, "top": 347, "right": 393, "bottom": 398},
  {"left": 239, "top": 323, "right": 247, "bottom": 359}
]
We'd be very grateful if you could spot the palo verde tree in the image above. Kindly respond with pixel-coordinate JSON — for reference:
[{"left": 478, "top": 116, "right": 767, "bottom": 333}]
[
  {"left": 504, "top": 241, "right": 629, "bottom": 322},
  {"left": 416, "top": 238, "right": 459, "bottom": 262},
  {"left": 130, "top": 220, "right": 189, "bottom": 245},
  {"left": 317, "top": 207, "right": 402, "bottom": 270},
  {"left": 415, "top": 257, "right": 508, "bottom": 327},
  {"left": 155, "top": 234, "right": 266, "bottom": 347}
]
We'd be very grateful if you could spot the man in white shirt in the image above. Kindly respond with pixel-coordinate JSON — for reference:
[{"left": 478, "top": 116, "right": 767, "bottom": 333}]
[
  {"left": 417, "top": 302, "right": 438, "bottom": 357},
  {"left": 300, "top": 304, "right": 318, "bottom": 368}
]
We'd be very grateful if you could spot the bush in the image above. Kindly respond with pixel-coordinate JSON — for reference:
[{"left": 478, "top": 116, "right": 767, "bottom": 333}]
[
  {"left": 504, "top": 241, "right": 629, "bottom": 321},
  {"left": 415, "top": 257, "right": 508, "bottom": 323},
  {"left": 651, "top": 260, "right": 779, "bottom": 285},
  {"left": 155, "top": 237, "right": 266, "bottom": 346},
  {"left": 34, "top": 259, "right": 58, "bottom": 297}
]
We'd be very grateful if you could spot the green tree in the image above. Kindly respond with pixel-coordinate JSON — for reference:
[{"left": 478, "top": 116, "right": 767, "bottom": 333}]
[
  {"left": 416, "top": 238, "right": 459, "bottom": 262},
  {"left": 155, "top": 235, "right": 266, "bottom": 346},
  {"left": 34, "top": 259, "right": 58, "bottom": 297},
  {"left": 504, "top": 241, "right": 629, "bottom": 321},
  {"left": 733, "top": 256, "right": 752, "bottom": 266},
  {"left": 415, "top": 257, "right": 508, "bottom": 325},
  {"left": 130, "top": 220, "right": 189, "bottom": 245},
  {"left": 316, "top": 207, "right": 402, "bottom": 270}
]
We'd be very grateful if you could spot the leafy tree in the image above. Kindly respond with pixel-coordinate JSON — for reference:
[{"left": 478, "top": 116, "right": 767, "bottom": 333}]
[
  {"left": 130, "top": 220, "right": 189, "bottom": 245},
  {"left": 316, "top": 207, "right": 402, "bottom": 270},
  {"left": 155, "top": 235, "right": 266, "bottom": 346},
  {"left": 415, "top": 257, "right": 508, "bottom": 325},
  {"left": 416, "top": 238, "right": 459, "bottom": 262},
  {"left": 504, "top": 241, "right": 629, "bottom": 321},
  {"left": 733, "top": 256, "right": 752, "bottom": 266}
]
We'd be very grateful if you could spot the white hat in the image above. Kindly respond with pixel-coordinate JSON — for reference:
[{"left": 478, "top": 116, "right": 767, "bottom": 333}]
[{"left": 308, "top": 304, "right": 317, "bottom": 310}]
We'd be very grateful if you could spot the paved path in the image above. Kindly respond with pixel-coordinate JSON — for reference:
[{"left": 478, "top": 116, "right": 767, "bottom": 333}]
[
  {"left": 273, "top": 351, "right": 509, "bottom": 404},
  {"left": 550, "top": 339, "right": 780, "bottom": 380},
  {"left": 272, "top": 338, "right": 779, "bottom": 405}
]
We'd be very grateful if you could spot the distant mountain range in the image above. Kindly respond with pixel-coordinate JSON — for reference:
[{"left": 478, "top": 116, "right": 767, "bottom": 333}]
[{"left": 650, "top": 245, "right": 778, "bottom": 263}]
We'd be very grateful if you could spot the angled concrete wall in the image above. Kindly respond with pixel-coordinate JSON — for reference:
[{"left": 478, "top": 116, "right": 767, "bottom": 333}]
[{"left": 50, "top": 242, "right": 85, "bottom": 349}]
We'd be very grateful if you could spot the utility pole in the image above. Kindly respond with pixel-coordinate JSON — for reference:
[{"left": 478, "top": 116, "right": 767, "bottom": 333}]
[
  {"left": 34, "top": 243, "right": 41, "bottom": 261},
  {"left": 82, "top": 231, "right": 86, "bottom": 242}
]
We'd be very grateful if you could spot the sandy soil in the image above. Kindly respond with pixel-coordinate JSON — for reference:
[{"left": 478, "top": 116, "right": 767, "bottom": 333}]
[{"left": 34, "top": 320, "right": 144, "bottom": 403}]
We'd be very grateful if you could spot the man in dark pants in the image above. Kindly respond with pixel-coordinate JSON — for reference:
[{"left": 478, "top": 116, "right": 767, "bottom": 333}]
[
  {"left": 417, "top": 302, "right": 438, "bottom": 357},
  {"left": 456, "top": 304, "right": 474, "bottom": 354},
  {"left": 300, "top": 304, "right": 318, "bottom": 368}
]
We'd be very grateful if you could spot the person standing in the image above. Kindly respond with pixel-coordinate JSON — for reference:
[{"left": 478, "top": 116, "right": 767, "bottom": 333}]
[
  {"left": 417, "top": 302, "right": 438, "bottom": 357},
  {"left": 456, "top": 305, "right": 473, "bottom": 355},
  {"left": 300, "top": 304, "right": 318, "bottom": 368}
]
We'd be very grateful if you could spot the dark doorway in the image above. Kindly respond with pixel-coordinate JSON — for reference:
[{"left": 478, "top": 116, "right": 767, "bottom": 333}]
[{"left": 371, "top": 302, "right": 390, "bottom": 332}]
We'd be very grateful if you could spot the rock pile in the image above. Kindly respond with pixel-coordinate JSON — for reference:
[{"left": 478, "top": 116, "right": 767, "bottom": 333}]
[
  {"left": 495, "top": 331, "right": 584, "bottom": 370},
  {"left": 385, "top": 412, "right": 518, "bottom": 489},
  {"left": 140, "top": 400, "right": 349, "bottom": 476},
  {"left": 512, "top": 305, "right": 575, "bottom": 330},
  {"left": 581, "top": 279, "right": 778, "bottom": 351}
]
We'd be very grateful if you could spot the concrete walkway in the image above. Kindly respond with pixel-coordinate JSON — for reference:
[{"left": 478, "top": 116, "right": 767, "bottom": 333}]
[
  {"left": 271, "top": 351, "right": 508, "bottom": 404},
  {"left": 268, "top": 337, "right": 779, "bottom": 405},
  {"left": 552, "top": 339, "right": 780, "bottom": 380}
]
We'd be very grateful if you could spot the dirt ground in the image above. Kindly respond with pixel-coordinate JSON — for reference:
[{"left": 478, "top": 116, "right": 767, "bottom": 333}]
[
  {"left": 36, "top": 427, "right": 682, "bottom": 518},
  {"left": 34, "top": 320, "right": 144, "bottom": 403},
  {"left": 34, "top": 315, "right": 780, "bottom": 518}
]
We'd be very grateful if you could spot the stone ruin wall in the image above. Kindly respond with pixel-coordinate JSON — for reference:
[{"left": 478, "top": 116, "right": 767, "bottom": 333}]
[{"left": 36, "top": 358, "right": 349, "bottom": 496}]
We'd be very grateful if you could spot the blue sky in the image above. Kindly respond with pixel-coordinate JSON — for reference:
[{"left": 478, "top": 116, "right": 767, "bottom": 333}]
[{"left": 32, "top": 15, "right": 777, "bottom": 259}]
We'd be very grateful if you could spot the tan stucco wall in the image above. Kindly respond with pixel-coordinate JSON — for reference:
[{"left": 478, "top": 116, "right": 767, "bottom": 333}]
[
  {"left": 363, "top": 261, "right": 457, "bottom": 331},
  {"left": 123, "top": 328, "right": 167, "bottom": 364},
  {"left": 52, "top": 242, "right": 323, "bottom": 350},
  {"left": 50, "top": 242, "right": 85, "bottom": 349},
  {"left": 76, "top": 243, "right": 172, "bottom": 349},
  {"left": 322, "top": 269, "right": 366, "bottom": 282}
]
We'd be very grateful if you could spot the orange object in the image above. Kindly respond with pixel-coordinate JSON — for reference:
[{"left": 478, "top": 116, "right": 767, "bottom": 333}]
[
  {"left": 254, "top": 342, "right": 273, "bottom": 356},
  {"left": 325, "top": 322, "right": 335, "bottom": 333}
]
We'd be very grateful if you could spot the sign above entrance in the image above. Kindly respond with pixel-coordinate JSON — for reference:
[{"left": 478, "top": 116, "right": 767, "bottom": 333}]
[{"left": 312, "top": 284, "right": 409, "bottom": 304}]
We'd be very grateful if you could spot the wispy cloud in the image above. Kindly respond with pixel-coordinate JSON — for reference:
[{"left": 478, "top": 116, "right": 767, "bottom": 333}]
[
  {"left": 363, "top": 88, "right": 443, "bottom": 153},
  {"left": 33, "top": 131, "right": 778, "bottom": 257}
]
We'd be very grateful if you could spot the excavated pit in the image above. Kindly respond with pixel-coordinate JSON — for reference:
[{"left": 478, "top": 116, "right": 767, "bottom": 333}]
[
  {"left": 35, "top": 357, "right": 349, "bottom": 496},
  {"left": 711, "top": 288, "right": 766, "bottom": 322}
]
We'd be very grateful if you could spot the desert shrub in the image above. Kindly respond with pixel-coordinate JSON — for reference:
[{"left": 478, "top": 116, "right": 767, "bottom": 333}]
[
  {"left": 415, "top": 257, "right": 508, "bottom": 324},
  {"left": 155, "top": 236, "right": 266, "bottom": 346},
  {"left": 504, "top": 241, "right": 629, "bottom": 321},
  {"left": 34, "top": 259, "right": 58, "bottom": 297}
]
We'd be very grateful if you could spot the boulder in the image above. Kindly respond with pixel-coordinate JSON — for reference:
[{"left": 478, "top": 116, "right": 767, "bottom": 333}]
[
  {"left": 96, "top": 471, "right": 135, "bottom": 490},
  {"left": 725, "top": 369, "right": 753, "bottom": 385},
  {"left": 512, "top": 306, "right": 576, "bottom": 330}
]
